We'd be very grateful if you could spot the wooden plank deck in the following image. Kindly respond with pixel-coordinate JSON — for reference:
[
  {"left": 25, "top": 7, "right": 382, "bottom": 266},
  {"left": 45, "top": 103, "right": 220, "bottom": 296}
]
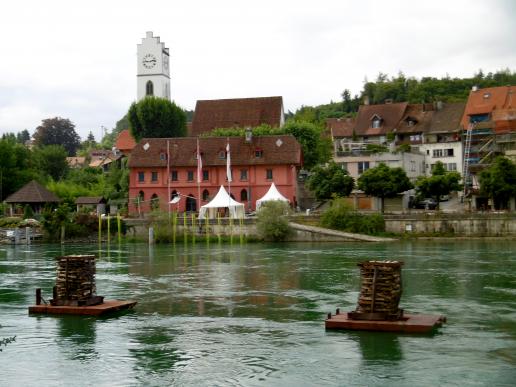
[
  {"left": 29, "top": 300, "right": 137, "bottom": 316},
  {"left": 325, "top": 312, "right": 446, "bottom": 333}
]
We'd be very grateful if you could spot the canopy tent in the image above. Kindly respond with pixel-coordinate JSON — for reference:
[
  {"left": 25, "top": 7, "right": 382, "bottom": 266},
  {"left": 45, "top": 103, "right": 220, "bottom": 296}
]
[
  {"left": 256, "top": 182, "right": 290, "bottom": 210},
  {"left": 199, "top": 186, "right": 245, "bottom": 219}
]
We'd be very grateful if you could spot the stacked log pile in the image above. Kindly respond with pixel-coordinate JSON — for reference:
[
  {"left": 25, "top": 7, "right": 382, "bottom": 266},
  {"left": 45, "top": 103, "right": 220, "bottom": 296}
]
[
  {"left": 54, "top": 255, "right": 102, "bottom": 306},
  {"left": 353, "top": 260, "right": 403, "bottom": 320}
]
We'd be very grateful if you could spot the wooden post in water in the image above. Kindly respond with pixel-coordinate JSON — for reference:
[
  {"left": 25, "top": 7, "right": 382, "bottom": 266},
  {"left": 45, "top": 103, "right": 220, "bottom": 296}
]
[
  {"left": 107, "top": 214, "right": 111, "bottom": 244},
  {"left": 117, "top": 213, "right": 122, "bottom": 244},
  {"left": 36, "top": 288, "right": 41, "bottom": 305},
  {"left": 98, "top": 215, "right": 102, "bottom": 243}
]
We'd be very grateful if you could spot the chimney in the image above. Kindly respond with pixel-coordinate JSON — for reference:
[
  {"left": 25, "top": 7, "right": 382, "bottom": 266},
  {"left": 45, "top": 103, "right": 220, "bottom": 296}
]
[
  {"left": 245, "top": 127, "right": 253, "bottom": 143},
  {"left": 472, "top": 85, "right": 478, "bottom": 92},
  {"left": 437, "top": 101, "right": 443, "bottom": 110},
  {"left": 364, "top": 96, "right": 370, "bottom": 105},
  {"left": 385, "top": 99, "right": 393, "bottom": 104}
]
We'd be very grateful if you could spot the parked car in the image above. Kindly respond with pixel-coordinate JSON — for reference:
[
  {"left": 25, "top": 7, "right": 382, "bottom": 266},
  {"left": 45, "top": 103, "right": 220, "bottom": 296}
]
[{"left": 413, "top": 198, "right": 438, "bottom": 210}]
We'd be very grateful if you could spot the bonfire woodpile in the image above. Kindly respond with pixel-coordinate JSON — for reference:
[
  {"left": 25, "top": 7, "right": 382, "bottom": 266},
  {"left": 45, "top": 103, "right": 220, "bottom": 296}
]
[
  {"left": 53, "top": 255, "right": 103, "bottom": 306},
  {"left": 351, "top": 260, "right": 403, "bottom": 321}
]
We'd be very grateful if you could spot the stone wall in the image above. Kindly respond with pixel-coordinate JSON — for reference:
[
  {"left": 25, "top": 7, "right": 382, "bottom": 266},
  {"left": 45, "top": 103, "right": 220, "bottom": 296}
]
[{"left": 384, "top": 212, "right": 516, "bottom": 236}]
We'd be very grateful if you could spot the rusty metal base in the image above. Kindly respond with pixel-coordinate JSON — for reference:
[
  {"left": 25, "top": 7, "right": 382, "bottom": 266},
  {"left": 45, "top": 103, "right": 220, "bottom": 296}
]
[
  {"left": 29, "top": 300, "right": 137, "bottom": 316},
  {"left": 326, "top": 311, "right": 446, "bottom": 333}
]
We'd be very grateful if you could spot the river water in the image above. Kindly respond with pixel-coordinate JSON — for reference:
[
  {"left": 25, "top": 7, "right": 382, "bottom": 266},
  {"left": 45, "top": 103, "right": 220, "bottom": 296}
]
[{"left": 1, "top": 241, "right": 515, "bottom": 386}]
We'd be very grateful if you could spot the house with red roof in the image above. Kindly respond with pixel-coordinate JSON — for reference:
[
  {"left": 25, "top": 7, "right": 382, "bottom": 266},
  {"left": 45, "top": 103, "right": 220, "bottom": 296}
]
[
  {"left": 127, "top": 135, "right": 302, "bottom": 215},
  {"left": 115, "top": 129, "right": 137, "bottom": 156},
  {"left": 190, "top": 96, "right": 284, "bottom": 136}
]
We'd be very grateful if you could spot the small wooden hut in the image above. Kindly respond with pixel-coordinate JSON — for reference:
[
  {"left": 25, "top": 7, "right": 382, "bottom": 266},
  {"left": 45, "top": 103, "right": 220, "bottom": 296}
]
[{"left": 4, "top": 180, "right": 60, "bottom": 216}]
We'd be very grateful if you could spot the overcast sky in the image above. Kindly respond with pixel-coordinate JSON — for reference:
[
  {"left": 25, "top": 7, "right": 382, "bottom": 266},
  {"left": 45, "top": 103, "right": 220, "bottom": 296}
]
[{"left": 1, "top": 0, "right": 515, "bottom": 140}]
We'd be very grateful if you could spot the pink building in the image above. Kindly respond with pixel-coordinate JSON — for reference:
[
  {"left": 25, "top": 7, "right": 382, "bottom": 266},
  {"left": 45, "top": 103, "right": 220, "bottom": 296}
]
[{"left": 127, "top": 135, "right": 302, "bottom": 215}]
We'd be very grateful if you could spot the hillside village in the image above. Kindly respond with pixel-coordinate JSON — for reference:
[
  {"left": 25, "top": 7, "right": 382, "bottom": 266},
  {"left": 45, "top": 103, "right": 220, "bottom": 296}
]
[{"left": 1, "top": 31, "right": 516, "bottom": 238}]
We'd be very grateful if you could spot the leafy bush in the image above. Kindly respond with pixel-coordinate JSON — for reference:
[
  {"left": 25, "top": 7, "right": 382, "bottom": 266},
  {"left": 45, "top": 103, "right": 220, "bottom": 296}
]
[
  {"left": 0, "top": 217, "right": 22, "bottom": 228},
  {"left": 321, "top": 198, "right": 385, "bottom": 235},
  {"left": 256, "top": 201, "right": 292, "bottom": 241},
  {"left": 23, "top": 205, "right": 34, "bottom": 219}
]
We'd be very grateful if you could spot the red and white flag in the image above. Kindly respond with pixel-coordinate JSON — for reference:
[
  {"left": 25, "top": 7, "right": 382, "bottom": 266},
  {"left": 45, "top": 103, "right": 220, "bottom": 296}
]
[
  {"left": 226, "top": 141, "right": 232, "bottom": 182},
  {"left": 197, "top": 138, "right": 202, "bottom": 183}
]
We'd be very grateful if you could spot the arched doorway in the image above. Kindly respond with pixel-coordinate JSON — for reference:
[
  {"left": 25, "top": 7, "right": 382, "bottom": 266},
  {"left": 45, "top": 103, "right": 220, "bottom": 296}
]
[{"left": 185, "top": 195, "right": 196, "bottom": 212}]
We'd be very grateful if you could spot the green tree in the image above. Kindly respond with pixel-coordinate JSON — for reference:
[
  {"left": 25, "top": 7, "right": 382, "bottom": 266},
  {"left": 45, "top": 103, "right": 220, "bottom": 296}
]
[
  {"left": 283, "top": 120, "right": 330, "bottom": 170},
  {"left": 128, "top": 96, "right": 187, "bottom": 141},
  {"left": 479, "top": 156, "right": 516, "bottom": 210},
  {"left": 0, "top": 137, "right": 37, "bottom": 200},
  {"left": 307, "top": 162, "right": 354, "bottom": 201},
  {"left": 33, "top": 117, "right": 81, "bottom": 156},
  {"left": 33, "top": 145, "right": 69, "bottom": 181},
  {"left": 256, "top": 201, "right": 292, "bottom": 241},
  {"left": 16, "top": 129, "right": 31, "bottom": 144},
  {"left": 357, "top": 163, "right": 413, "bottom": 213},
  {"left": 414, "top": 161, "right": 462, "bottom": 210}
]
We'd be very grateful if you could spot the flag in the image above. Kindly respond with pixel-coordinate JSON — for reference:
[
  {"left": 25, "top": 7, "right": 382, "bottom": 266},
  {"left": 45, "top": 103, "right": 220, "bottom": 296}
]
[
  {"left": 197, "top": 138, "right": 202, "bottom": 183},
  {"left": 226, "top": 141, "right": 232, "bottom": 182}
]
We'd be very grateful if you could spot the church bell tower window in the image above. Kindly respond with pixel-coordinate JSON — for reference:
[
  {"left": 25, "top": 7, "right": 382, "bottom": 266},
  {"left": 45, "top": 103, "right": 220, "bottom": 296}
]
[{"left": 146, "top": 81, "right": 154, "bottom": 96}]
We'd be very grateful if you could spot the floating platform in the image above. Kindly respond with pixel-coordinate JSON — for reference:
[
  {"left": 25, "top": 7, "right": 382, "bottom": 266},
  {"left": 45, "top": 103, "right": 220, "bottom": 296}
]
[
  {"left": 29, "top": 300, "right": 137, "bottom": 316},
  {"left": 325, "top": 311, "right": 446, "bottom": 333}
]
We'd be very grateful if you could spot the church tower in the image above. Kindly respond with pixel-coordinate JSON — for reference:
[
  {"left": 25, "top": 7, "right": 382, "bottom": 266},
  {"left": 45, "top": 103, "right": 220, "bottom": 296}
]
[{"left": 137, "top": 31, "right": 170, "bottom": 101}]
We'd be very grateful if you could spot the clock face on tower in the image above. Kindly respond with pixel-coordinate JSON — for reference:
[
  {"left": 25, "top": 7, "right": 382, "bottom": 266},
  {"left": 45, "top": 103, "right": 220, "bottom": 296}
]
[{"left": 142, "top": 54, "right": 157, "bottom": 69}]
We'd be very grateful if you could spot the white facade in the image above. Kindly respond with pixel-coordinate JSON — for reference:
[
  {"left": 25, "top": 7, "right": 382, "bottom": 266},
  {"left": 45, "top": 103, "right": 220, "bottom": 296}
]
[
  {"left": 418, "top": 141, "right": 463, "bottom": 176},
  {"left": 137, "top": 31, "right": 171, "bottom": 101},
  {"left": 335, "top": 151, "right": 426, "bottom": 181}
]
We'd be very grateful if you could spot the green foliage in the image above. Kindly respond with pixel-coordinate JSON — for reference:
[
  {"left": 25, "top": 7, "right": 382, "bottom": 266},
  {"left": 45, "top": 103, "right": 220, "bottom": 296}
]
[
  {"left": 283, "top": 120, "right": 330, "bottom": 169},
  {"left": 0, "top": 217, "right": 22, "bottom": 228},
  {"left": 479, "top": 156, "right": 516, "bottom": 210},
  {"left": 362, "top": 69, "right": 516, "bottom": 104},
  {"left": 256, "top": 201, "right": 292, "bottom": 241},
  {"left": 320, "top": 198, "right": 385, "bottom": 234},
  {"left": 33, "top": 117, "right": 81, "bottom": 156},
  {"left": 415, "top": 161, "right": 462, "bottom": 209},
  {"left": 307, "top": 161, "right": 354, "bottom": 201},
  {"left": 23, "top": 205, "right": 34, "bottom": 219},
  {"left": 33, "top": 145, "right": 69, "bottom": 181},
  {"left": 357, "top": 163, "right": 413, "bottom": 212},
  {"left": 366, "top": 144, "right": 389, "bottom": 153},
  {"left": 0, "top": 137, "right": 38, "bottom": 200},
  {"left": 41, "top": 204, "right": 72, "bottom": 240},
  {"left": 395, "top": 144, "right": 411, "bottom": 153},
  {"left": 128, "top": 97, "right": 187, "bottom": 140},
  {"left": 205, "top": 124, "right": 284, "bottom": 137}
]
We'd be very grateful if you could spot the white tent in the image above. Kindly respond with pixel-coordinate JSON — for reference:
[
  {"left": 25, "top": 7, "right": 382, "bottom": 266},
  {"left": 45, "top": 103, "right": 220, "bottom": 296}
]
[
  {"left": 256, "top": 182, "right": 290, "bottom": 210},
  {"left": 199, "top": 185, "right": 245, "bottom": 219}
]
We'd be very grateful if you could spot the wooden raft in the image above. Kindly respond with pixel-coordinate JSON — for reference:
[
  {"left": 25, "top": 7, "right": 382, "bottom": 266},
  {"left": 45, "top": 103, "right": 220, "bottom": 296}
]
[
  {"left": 29, "top": 300, "right": 137, "bottom": 316},
  {"left": 325, "top": 310, "right": 446, "bottom": 333}
]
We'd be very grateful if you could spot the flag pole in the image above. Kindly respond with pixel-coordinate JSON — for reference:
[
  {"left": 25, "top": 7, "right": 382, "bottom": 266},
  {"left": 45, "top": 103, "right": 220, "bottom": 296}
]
[
  {"left": 197, "top": 137, "right": 201, "bottom": 213},
  {"left": 167, "top": 139, "right": 171, "bottom": 220},
  {"left": 226, "top": 138, "right": 232, "bottom": 218}
]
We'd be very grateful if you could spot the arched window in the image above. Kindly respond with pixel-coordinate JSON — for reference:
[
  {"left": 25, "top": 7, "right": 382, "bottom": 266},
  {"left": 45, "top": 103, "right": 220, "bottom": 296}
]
[
  {"left": 202, "top": 189, "right": 209, "bottom": 201},
  {"left": 186, "top": 195, "right": 196, "bottom": 212},
  {"left": 146, "top": 81, "right": 154, "bottom": 96},
  {"left": 138, "top": 191, "right": 145, "bottom": 201},
  {"left": 240, "top": 189, "right": 248, "bottom": 201},
  {"left": 151, "top": 193, "right": 159, "bottom": 210}
]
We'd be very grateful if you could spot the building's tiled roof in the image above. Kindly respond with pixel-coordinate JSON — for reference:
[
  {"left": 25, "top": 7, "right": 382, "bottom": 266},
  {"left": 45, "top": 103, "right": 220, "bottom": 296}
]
[
  {"left": 5, "top": 180, "right": 60, "bottom": 203},
  {"left": 354, "top": 102, "right": 408, "bottom": 136},
  {"left": 128, "top": 136, "right": 302, "bottom": 168},
  {"left": 190, "top": 96, "right": 284, "bottom": 136},
  {"left": 326, "top": 117, "right": 356, "bottom": 138},
  {"left": 75, "top": 196, "right": 106, "bottom": 204},
  {"left": 66, "top": 157, "right": 86, "bottom": 167},
  {"left": 396, "top": 104, "right": 434, "bottom": 134},
  {"left": 461, "top": 85, "right": 516, "bottom": 129},
  {"left": 428, "top": 102, "right": 465, "bottom": 133},
  {"left": 115, "top": 129, "right": 137, "bottom": 152}
]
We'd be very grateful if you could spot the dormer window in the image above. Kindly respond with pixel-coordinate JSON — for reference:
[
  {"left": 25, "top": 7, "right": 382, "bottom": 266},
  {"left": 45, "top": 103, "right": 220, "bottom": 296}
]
[
  {"left": 255, "top": 149, "right": 263, "bottom": 158},
  {"left": 218, "top": 150, "right": 226, "bottom": 159},
  {"left": 405, "top": 116, "right": 418, "bottom": 127},
  {"left": 160, "top": 152, "right": 167, "bottom": 160},
  {"left": 371, "top": 115, "right": 382, "bottom": 129},
  {"left": 483, "top": 92, "right": 491, "bottom": 99}
]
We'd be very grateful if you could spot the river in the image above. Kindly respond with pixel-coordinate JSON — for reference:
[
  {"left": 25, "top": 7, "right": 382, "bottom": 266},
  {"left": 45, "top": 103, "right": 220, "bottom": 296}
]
[{"left": 1, "top": 241, "right": 515, "bottom": 386}]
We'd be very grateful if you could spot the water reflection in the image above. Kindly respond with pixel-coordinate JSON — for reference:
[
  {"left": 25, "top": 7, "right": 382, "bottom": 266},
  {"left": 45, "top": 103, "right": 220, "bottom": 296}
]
[{"left": 55, "top": 315, "right": 98, "bottom": 362}]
